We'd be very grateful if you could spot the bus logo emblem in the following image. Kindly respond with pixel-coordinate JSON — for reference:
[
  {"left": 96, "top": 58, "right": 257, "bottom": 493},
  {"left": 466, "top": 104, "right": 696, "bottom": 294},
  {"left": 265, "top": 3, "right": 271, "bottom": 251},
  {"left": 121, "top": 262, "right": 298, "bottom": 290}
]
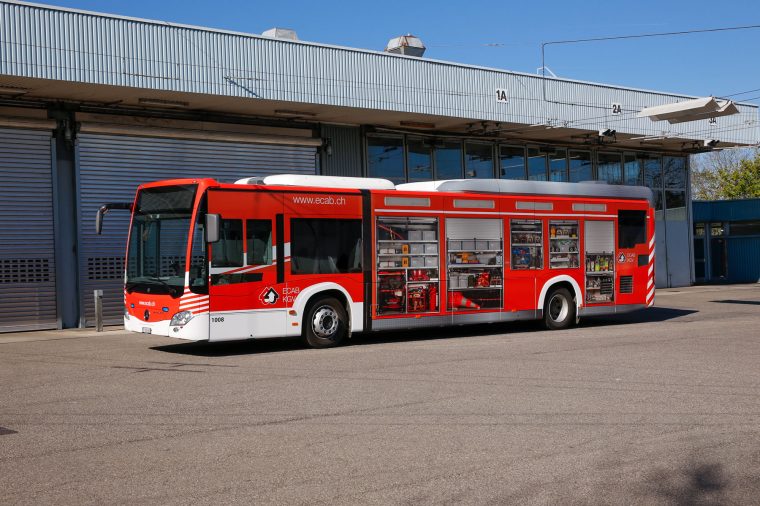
[
  {"left": 260, "top": 287, "right": 279, "bottom": 305},
  {"left": 618, "top": 253, "right": 626, "bottom": 263}
]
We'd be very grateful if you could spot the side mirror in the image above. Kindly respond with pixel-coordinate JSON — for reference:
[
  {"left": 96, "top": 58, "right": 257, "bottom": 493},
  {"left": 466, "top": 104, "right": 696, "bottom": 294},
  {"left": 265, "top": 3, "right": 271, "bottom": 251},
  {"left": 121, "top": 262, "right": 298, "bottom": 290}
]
[
  {"left": 96, "top": 207, "right": 105, "bottom": 235},
  {"left": 205, "top": 213, "right": 220, "bottom": 243},
  {"left": 95, "top": 203, "right": 132, "bottom": 235}
]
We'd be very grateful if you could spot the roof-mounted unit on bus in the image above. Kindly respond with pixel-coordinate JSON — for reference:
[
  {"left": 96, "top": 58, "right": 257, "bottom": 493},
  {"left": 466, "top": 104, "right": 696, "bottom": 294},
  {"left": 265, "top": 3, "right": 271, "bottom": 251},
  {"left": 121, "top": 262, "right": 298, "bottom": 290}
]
[
  {"left": 397, "top": 179, "right": 653, "bottom": 204},
  {"left": 235, "top": 174, "right": 396, "bottom": 190}
]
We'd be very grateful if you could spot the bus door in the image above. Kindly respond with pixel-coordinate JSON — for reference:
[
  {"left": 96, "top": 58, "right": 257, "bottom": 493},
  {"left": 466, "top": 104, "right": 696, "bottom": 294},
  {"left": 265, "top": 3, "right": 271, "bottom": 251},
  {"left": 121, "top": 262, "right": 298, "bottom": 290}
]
[
  {"left": 207, "top": 189, "right": 286, "bottom": 341},
  {"left": 615, "top": 209, "right": 651, "bottom": 306},
  {"left": 504, "top": 216, "right": 543, "bottom": 316},
  {"left": 583, "top": 219, "right": 616, "bottom": 305}
]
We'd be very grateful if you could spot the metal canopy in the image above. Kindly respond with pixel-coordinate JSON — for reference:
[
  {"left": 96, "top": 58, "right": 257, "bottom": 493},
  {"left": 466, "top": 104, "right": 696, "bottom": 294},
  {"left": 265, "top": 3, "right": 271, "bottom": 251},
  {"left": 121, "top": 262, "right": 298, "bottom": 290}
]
[{"left": 638, "top": 97, "right": 739, "bottom": 124}]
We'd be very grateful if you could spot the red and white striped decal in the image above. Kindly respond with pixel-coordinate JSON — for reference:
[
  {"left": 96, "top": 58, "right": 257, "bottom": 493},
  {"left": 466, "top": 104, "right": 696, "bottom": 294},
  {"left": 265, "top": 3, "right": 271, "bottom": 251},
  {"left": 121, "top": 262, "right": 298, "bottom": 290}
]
[
  {"left": 646, "top": 234, "right": 656, "bottom": 307},
  {"left": 180, "top": 288, "right": 209, "bottom": 314}
]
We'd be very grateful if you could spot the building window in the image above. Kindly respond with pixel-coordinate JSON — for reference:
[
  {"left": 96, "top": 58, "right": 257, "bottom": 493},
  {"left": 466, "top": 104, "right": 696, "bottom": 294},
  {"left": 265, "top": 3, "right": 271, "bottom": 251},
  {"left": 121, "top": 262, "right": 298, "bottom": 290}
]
[
  {"left": 597, "top": 152, "right": 622, "bottom": 184},
  {"left": 527, "top": 147, "right": 547, "bottom": 181},
  {"left": 549, "top": 149, "right": 568, "bottom": 182},
  {"left": 407, "top": 138, "right": 433, "bottom": 182},
  {"left": 642, "top": 155, "right": 663, "bottom": 211},
  {"left": 434, "top": 140, "right": 463, "bottom": 179},
  {"left": 710, "top": 223, "right": 725, "bottom": 236},
  {"left": 367, "top": 136, "right": 405, "bottom": 184},
  {"left": 664, "top": 156, "right": 687, "bottom": 189},
  {"left": 694, "top": 223, "right": 706, "bottom": 279},
  {"left": 728, "top": 221, "right": 760, "bottom": 236},
  {"left": 291, "top": 218, "right": 362, "bottom": 274},
  {"left": 499, "top": 145, "right": 526, "bottom": 179},
  {"left": 464, "top": 142, "right": 494, "bottom": 178},
  {"left": 624, "top": 153, "right": 642, "bottom": 186},
  {"left": 568, "top": 150, "right": 592, "bottom": 182}
]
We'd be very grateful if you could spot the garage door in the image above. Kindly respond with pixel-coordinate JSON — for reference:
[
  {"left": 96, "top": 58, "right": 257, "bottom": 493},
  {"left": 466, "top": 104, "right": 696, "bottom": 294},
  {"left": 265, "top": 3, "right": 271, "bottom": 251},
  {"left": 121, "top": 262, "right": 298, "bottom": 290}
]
[
  {"left": 77, "top": 133, "right": 317, "bottom": 326},
  {"left": 0, "top": 128, "right": 57, "bottom": 332}
]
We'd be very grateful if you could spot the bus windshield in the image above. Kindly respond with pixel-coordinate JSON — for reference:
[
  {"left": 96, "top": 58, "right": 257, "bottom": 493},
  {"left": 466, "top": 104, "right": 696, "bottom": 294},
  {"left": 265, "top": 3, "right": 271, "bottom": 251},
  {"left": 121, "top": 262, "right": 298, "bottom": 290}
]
[{"left": 126, "top": 184, "right": 197, "bottom": 297}]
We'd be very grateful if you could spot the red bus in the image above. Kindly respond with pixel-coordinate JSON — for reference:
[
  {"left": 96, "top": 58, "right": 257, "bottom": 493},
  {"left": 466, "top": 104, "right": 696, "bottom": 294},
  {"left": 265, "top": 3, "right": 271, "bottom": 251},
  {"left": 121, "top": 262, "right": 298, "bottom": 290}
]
[{"left": 100, "top": 175, "right": 655, "bottom": 348}]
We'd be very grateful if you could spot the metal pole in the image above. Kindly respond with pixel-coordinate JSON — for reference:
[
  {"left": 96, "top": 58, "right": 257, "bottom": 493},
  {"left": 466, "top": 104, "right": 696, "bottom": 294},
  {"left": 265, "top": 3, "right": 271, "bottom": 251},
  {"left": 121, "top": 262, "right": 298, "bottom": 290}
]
[{"left": 94, "top": 289, "right": 103, "bottom": 332}]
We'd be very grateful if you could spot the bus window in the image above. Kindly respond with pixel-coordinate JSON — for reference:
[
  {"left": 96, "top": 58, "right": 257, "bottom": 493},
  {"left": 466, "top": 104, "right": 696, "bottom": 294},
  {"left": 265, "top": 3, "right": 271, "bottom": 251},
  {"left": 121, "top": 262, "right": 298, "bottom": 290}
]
[
  {"left": 188, "top": 204, "right": 207, "bottom": 293},
  {"left": 618, "top": 210, "right": 646, "bottom": 248},
  {"left": 211, "top": 219, "right": 243, "bottom": 267},
  {"left": 291, "top": 218, "right": 362, "bottom": 274},
  {"left": 246, "top": 219, "right": 272, "bottom": 266}
]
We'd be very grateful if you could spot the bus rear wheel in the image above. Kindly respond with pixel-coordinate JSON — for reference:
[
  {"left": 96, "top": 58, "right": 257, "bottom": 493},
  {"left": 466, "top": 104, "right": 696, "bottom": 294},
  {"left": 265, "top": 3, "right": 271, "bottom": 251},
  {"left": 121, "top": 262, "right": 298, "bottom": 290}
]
[
  {"left": 303, "top": 297, "right": 348, "bottom": 348},
  {"left": 544, "top": 287, "right": 575, "bottom": 330}
]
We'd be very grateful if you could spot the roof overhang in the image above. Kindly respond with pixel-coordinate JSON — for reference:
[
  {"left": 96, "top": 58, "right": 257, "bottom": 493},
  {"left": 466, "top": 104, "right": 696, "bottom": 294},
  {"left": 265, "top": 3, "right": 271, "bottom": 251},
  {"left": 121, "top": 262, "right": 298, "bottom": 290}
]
[{"left": 638, "top": 97, "right": 740, "bottom": 124}]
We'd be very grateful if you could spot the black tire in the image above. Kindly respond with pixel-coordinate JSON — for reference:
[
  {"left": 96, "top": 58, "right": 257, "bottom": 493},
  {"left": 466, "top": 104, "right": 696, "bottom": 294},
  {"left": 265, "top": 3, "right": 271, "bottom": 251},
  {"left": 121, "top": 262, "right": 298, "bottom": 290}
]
[
  {"left": 303, "top": 297, "right": 348, "bottom": 348},
  {"left": 543, "top": 287, "right": 576, "bottom": 330}
]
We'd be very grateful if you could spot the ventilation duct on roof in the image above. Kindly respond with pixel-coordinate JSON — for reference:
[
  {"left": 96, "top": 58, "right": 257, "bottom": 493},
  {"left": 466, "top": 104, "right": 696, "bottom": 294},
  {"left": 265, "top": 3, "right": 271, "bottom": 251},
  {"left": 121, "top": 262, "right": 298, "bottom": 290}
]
[
  {"left": 262, "top": 27, "right": 299, "bottom": 40},
  {"left": 385, "top": 34, "right": 426, "bottom": 57}
]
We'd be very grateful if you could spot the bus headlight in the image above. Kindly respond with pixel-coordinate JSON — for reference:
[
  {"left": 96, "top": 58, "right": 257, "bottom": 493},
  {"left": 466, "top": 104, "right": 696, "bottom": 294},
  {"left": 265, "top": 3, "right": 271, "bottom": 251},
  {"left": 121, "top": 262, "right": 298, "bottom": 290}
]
[
  {"left": 124, "top": 308, "right": 130, "bottom": 320},
  {"left": 170, "top": 311, "right": 193, "bottom": 327}
]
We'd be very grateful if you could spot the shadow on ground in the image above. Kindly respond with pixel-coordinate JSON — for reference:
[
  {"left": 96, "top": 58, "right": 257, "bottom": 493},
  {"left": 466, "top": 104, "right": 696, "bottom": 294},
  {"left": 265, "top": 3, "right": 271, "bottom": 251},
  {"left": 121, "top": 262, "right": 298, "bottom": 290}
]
[
  {"left": 151, "top": 305, "right": 696, "bottom": 357},
  {"left": 711, "top": 299, "right": 760, "bottom": 306},
  {"left": 643, "top": 460, "right": 729, "bottom": 505}
]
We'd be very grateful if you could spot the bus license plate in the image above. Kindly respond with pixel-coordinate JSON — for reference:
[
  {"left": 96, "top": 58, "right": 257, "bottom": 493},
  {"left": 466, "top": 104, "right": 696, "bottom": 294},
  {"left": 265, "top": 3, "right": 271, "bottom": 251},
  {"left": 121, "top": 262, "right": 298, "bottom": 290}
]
[{"left": 141, "top": 327, "right": 152, "bottom": 334}]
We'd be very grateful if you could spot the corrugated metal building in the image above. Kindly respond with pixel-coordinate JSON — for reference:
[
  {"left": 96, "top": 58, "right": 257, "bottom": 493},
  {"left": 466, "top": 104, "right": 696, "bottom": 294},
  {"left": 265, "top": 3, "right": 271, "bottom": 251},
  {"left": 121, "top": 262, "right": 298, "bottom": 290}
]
[
  {"left": 692, "top": 199, "right": 760, "bottom": 283},
  {"left": 0, "top": 0, "right": 758, "bottom": 330}
]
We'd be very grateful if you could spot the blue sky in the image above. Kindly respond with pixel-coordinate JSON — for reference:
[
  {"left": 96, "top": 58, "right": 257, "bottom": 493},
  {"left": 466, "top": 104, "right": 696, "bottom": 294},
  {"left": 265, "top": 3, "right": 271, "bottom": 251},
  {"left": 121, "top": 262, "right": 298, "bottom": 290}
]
[{"left": 46, "top": 0, "right": 760, "bottom": 103}]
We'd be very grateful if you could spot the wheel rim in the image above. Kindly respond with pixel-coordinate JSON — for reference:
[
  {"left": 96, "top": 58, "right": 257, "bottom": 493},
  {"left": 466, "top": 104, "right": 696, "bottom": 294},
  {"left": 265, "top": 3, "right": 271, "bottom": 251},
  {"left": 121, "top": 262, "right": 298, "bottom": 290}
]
[
  {"left": 312, "top": 305, "right": 339, "bottom": 338},
  {"left": 548, "top": 294, "right": 569, "bottom": 323}
]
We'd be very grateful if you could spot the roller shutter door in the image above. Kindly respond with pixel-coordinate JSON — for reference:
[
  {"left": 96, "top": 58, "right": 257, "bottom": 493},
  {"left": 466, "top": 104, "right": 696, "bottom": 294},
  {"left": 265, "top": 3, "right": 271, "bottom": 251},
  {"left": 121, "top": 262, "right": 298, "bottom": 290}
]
[
  {"left": 77, "top": 133, "right": 317, "bottom": 326},
  {"left": 0, "top": 128, "right": 57, "bottom": 332}
]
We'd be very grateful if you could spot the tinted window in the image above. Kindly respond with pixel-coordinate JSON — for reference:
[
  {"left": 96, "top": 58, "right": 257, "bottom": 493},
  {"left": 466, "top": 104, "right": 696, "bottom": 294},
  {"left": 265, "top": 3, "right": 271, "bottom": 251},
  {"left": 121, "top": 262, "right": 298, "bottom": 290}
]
[
  {"left": 597, "top": 152, "right": 622, "bottom": 184},
  {"left": 664, "top": 156, "right": 687, "bottom": 189},
  {"left": 527, "top": 147, "right": 547, "bottom": 181},
  {"left": 246, "top": 220, "right": 272, "bottom": 266},
  {"left": 211, "top": 219, "right": 243, "bottom": 267},
  {"left": 730, "top": 221, "right": 760, "bottom": 236},
  {"left": 434, "top": 141, "right": 463, "bottom": 179},
  {"left": 367, "top": 136, "right": 404, "bottom": 183},
  {"left": 465, "top": 143, "right": 494, "bottom": 178},
  {"left": 549, "top": 149, "right": 568, "bottom": 182},
  {"left": 499, "top": 145, "right": 526, "bottom": 179},
  {"left": 642, "top": 156, "right": 663, "bottom": 211},
  {"left": 624, "top": 153, "right": 642, "bottom": 186},
  {"left": 291, "top": 219, "right": 362, "bottom": 274},
  {"left": 568, "top": 150, "right": 592, "bottom": 182},
  {"left": 188, "top": 196, "right": 207, "bottom": 293},
  {"left": 618, "top": 210, "right": 646, "bottom": 248},
  {"left": 407, "top": 138, "right": 433, "bottom": 182}
]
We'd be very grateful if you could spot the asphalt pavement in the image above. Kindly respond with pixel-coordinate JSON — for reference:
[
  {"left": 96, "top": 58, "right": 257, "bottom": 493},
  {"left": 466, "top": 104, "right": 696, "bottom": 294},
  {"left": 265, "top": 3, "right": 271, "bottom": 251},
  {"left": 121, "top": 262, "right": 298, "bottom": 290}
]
[{"left": 1, "top": 284, "right": 760, "bottom": 505}]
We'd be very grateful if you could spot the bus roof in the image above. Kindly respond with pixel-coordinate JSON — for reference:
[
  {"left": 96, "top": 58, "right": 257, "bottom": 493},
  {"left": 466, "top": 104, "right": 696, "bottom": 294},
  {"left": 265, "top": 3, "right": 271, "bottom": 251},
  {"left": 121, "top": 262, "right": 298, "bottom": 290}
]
[
  {"left": 229, "top": 174, "right": 652, "bottom": 205},
  {"left": 397, "top": 179, "right": 654, "bottom": 204},
  {"left": 235, "top": 174, "right": 395, "bottom": 190}
]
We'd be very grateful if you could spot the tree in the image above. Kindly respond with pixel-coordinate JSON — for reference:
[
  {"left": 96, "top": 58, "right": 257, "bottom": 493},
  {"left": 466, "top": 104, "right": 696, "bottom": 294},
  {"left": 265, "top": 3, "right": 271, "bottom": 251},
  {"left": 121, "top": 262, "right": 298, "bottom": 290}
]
[{"left": 691, "top": 148, "right": 760, "bottom": 200}]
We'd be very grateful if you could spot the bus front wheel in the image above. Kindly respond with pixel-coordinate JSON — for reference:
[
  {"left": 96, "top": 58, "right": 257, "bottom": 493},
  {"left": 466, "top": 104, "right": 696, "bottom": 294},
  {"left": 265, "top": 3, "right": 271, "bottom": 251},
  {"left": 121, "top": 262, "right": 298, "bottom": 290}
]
[
  {"left": 543, "top": 287, "right": 576, "bottom": 330},
  {"left": 303, "top": 297, "right": 348, "bottom": 348}
]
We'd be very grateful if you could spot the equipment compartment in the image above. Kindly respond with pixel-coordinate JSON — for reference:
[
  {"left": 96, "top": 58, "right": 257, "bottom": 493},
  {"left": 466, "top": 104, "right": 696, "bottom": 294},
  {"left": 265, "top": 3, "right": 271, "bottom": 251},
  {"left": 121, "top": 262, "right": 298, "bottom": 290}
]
[{"left": 376, "top": 217, "right": 439, "bottom": 315}]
